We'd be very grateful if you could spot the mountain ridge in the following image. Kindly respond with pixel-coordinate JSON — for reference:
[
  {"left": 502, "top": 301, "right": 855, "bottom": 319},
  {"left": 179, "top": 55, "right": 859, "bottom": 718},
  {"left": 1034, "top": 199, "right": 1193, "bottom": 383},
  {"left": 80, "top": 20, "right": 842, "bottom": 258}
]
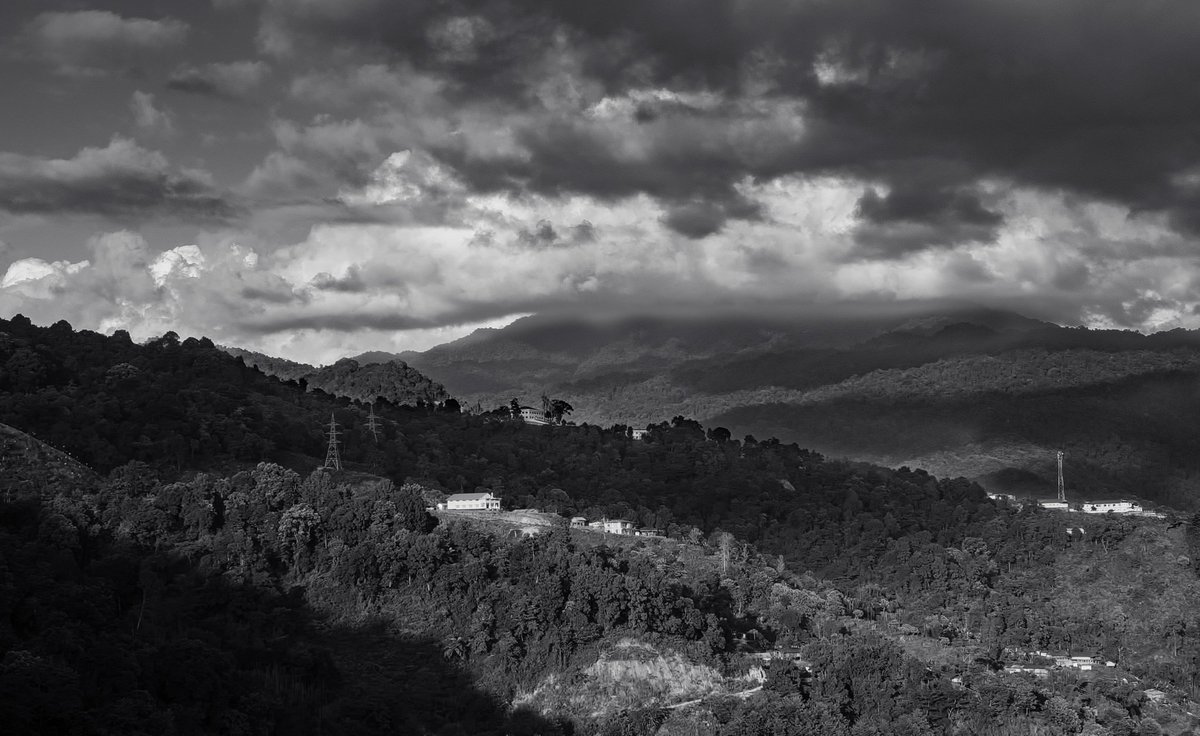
[{"left": 393, "top": 307, "right": 1200, "bottom": 508}]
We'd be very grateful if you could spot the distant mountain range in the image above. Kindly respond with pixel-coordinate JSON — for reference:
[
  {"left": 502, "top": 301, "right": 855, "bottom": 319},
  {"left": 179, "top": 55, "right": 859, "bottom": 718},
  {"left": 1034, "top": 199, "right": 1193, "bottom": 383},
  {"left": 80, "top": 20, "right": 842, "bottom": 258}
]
[
  {"left": 221, "top": 347, "right": 449, "bottom": 407},
  {"left": 392, "top": 307, "right": 1200, "bottom": 508}
]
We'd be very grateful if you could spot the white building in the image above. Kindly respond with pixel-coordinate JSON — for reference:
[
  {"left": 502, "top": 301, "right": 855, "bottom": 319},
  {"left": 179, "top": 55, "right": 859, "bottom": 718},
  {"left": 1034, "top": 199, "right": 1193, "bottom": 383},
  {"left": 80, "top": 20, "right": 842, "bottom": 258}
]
[
  {"left": 631, "top": 428, "right": 648, "bottom": 440},
  {"left": 602, "top": 519, "right": 635, "bottom": 535},
  {"left": 445, "top": 492, "right": 501, "bottom": 511},
  {"left": 570, "top": 516, "right": 587, "bottom": 528},
  {"left": 1080, "top": 500, "right": 1143, "bottom": 514},
  {"left": 1038, "top": 500, "right": 1070, "bottom": 510},
  {"left": 517, "top": 406, "right": 550, "bottom": 425}
]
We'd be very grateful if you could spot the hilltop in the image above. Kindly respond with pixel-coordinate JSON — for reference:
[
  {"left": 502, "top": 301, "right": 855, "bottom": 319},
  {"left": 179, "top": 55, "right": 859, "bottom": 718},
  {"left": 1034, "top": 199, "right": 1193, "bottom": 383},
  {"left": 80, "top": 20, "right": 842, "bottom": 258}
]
[{"left": 222, "top": 345, "right": 449, "bottom": 407}]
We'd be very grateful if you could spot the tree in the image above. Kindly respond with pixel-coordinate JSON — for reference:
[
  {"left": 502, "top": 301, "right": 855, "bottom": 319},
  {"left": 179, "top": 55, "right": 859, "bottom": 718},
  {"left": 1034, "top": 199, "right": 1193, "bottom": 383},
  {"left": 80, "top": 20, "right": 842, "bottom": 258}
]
[{"left": 549, "top": 399, "right": 574, "bottom": 424}]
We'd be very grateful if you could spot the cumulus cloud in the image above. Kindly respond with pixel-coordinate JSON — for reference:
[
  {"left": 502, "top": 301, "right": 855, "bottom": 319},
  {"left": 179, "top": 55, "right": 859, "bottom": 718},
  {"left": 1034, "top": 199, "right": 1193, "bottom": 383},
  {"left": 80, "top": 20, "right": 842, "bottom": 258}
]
[
  {"left": 5, "top": 153, "right": 1200, "bottom": 362},
  {"left": 130, "top": 91, "right": 174, "bottom": 136},
  {"left": 25, "top": 10, "right": 188, "bottom": 75},
  {"left": 166, "top": 60, "right": 271, "bottom": 99},
  {"left": 0, "top": 137, "right": 235, "bottom": 222}
]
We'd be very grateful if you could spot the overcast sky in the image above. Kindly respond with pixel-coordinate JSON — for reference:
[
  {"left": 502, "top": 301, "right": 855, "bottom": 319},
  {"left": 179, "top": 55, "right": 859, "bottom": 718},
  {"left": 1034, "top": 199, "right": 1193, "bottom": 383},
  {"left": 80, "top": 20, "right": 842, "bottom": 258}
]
[{"left": 2, "top": 0, "right": 1200, "bottom": 363}]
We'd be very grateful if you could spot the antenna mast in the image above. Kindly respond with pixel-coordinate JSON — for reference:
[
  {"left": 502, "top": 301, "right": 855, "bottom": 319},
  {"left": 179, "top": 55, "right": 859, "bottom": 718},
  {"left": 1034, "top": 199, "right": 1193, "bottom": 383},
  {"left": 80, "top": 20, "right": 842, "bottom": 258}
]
[
  {"left": 1057, "top": 450, "right": 1065, "bottom": 502},
  {"left": 366, "top": 403, "right": 381, "bottom": 443},
  {"left": 323, "top": 412, "right": 342, "bottom": 470}
]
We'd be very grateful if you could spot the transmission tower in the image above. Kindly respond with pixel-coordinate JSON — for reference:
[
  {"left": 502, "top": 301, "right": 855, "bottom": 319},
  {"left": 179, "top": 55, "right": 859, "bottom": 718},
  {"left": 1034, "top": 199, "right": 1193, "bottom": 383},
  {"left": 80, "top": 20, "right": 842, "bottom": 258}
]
[
  {"left": 323, "top": 412, "right": 342, "bottom": 470},
  {"left": 365, "top": 403, "right": 381, "bottom": 443},
  {"left": 1056, "top": 450, "right": 1066, "bottom": 502}
]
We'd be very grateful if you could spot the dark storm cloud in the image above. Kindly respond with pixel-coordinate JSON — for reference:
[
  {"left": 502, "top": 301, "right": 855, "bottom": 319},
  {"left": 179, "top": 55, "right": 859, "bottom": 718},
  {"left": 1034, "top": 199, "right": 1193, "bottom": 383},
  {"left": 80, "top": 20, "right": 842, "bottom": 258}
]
[
  {"left": 662, "top": 195, "right": 763, "bottom": 240},
  {"left": 0, "top": 138, "right": 238, "bottom": 222},
  {"left": 850, "top": 184, "right": 1003, "bottom": 258},
  {"left": 252, "top": 0, "right": 1200, "bottom": 245}
]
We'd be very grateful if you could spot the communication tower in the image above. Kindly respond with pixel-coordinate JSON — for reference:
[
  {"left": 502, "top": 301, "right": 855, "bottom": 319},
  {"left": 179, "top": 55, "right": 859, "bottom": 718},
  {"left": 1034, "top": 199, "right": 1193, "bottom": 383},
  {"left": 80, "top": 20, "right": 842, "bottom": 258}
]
[{"left": 1056, "top": 450, "right": 1066, "bottom": 502}]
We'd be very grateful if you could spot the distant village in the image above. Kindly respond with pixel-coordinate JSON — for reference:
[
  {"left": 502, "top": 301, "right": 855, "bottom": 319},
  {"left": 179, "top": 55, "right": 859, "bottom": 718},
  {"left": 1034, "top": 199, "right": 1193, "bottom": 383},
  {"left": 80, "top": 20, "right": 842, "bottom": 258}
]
[
  {"left": 984, "top": 450, "right": 1163, "bottom": 518},
  {"left": 434, "top": 491, "right": 663, "bottom": 537}
]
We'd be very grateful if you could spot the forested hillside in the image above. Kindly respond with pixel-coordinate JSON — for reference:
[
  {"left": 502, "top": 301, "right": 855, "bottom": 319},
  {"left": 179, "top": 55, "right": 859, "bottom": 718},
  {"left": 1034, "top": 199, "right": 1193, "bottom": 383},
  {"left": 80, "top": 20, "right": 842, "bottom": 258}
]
[
  {"left": 402, "top": 309, "right": 1200, "bottom": 509},
  {"left": 3, "top": 314, "right": 1199, "bottom": 735},
  {"left": 222, "top": 345, "right": 449, "bottom": 407}
]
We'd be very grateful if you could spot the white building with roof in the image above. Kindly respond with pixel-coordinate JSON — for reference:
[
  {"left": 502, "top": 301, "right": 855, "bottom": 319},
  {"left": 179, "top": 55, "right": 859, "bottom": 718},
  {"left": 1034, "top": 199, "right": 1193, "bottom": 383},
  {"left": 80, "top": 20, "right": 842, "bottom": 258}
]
[
  {"left": 445, "top": 492, "right": 501, "bottom": 511},
  {"left": 1080, "top": 500, "right": 1143, "bottom": 514},
  {"left": 602, "top": 519, "right": 635, "bottom": 535},
  {"left": 517, "top": 406, "right": 550, "bottom": 425}
]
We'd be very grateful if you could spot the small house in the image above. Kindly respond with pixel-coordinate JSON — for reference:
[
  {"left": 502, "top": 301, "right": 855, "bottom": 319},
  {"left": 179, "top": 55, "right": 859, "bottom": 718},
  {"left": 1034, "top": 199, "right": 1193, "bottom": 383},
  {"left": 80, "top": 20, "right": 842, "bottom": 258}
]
[
  {"left": 1038, "top": 500, "right": 1069, "bottom": 510},
  {"left": 445, "top": 492, "right": 501, "bottom": 511},
  {"left": 602, "top": 519, "right": 635, "bottom": 535},
  {"left": 570, "top": 516, "right": 587, "bottom": 528},
  {"left": 635, "top": 528, "right": 663, "bottom": 537},
  {"left": 631, "top": 428, "right": 648, "bottom": 440}
]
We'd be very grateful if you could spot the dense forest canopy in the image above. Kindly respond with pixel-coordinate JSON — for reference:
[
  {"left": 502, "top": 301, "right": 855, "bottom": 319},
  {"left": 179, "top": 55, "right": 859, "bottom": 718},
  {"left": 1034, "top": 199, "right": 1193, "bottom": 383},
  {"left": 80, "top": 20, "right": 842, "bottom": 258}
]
[{"left": 2, "top": 314, "right": 1199, "bottom": 735}]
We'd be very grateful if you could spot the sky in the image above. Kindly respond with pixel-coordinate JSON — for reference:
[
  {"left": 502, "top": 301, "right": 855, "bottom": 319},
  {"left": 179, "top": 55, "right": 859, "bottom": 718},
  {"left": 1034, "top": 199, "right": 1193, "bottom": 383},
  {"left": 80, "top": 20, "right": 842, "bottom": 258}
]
[{"left": 2, "top": 0, "right": 1200, "bottom": 364}]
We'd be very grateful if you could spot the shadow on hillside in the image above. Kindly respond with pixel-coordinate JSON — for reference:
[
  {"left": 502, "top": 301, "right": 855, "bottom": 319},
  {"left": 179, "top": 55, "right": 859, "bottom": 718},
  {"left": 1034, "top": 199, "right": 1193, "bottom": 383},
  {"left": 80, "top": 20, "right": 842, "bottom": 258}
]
[{"left": 0, "top": 495, "right": 566, "bottom": 736}]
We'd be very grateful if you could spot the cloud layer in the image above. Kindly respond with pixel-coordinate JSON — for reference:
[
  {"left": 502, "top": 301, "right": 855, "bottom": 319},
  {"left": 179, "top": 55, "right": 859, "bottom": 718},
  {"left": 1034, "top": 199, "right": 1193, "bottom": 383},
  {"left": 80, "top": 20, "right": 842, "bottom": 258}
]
[{"left": 3, "top": 1, "right": 1200, "bottom": 360}]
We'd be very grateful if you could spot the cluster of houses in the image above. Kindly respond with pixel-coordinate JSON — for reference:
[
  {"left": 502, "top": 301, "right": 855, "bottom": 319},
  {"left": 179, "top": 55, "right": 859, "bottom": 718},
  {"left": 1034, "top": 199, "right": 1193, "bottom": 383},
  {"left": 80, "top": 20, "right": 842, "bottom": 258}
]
[
  {"left": 1003, "top": 652, "right": 1113, "bottom": 678},
  {"left": 989, "top": 493, "right": 1163, "bottom": 517},
  {"left": 433, "top": 495, "right": 664, "bottom": 538},
  {"left": 570, "top": 516, "right": 663, "bottom": 537}
]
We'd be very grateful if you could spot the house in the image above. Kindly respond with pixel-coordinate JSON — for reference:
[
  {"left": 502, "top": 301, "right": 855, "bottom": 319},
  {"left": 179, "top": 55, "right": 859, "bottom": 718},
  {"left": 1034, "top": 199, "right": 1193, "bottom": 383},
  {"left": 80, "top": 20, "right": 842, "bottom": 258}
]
[
  {"left": 587, "top": 520, "right": 606, "bottom": 530},
  {"left": 631, "top": 428, "right": 648, "bottom": 440},
  {"left": 1038, "top": 500, "right": 1070, "bottom": 510},
  {"left": 1054, "top": 655, "right": 1094, "bottom": 671},
  {"left": 602, "top": 519, "right": 635, "bottom": 535},
  {"left": 570, "top": 516, "right": 588, "bottom": 528},
  {"left": 445, "top": 492, "right": 501, "bottom": 511},
  {"left": 1080, "top": 500, "right": 1143, "bottom": 514},
  {"left": 517, "top": 406, "right": 550, "bottom": 425},
  {"left": 1004, "top": 665, "right": 1050, "bottom": 678},
  {"left": 635, "top": 528, "right": 663, "bottom": 537}
]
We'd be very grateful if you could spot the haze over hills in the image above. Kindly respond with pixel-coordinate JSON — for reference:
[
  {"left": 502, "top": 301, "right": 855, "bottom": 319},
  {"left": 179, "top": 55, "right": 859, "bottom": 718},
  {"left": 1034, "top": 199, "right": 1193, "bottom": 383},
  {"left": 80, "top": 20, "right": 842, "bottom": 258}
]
[{"left": 398, "top": 307, "right": 1200, "bottom": 509}]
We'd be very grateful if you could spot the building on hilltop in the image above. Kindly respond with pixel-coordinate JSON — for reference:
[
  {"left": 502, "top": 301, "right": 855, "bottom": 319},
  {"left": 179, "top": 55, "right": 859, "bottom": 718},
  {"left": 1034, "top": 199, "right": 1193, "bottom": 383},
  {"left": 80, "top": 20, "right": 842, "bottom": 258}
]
[
  {"left": 1038, "top": 500, "right": 1070, "bottom": 510},
  {"left": 443, "top": 492, "right": 501, "bottom": 511},
  {"left": 1080, "top": 500, "right": 1143, "bottom": 514},
  {"left": 570, "top": 516, "right": 587, "bottom": 528},
  {"left": 516, "top": 406, "right": 550, "bottom": 425},
  {"left": 631, "top": 428, "right": 648, "bottom": 440}
]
